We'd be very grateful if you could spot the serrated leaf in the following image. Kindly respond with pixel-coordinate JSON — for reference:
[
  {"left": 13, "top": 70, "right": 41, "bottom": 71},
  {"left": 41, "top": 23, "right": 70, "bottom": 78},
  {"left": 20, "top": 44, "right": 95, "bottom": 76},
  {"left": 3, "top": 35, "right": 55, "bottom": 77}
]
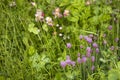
[{"left": 42, "top": 24, "right": 48, "bottom": 32}]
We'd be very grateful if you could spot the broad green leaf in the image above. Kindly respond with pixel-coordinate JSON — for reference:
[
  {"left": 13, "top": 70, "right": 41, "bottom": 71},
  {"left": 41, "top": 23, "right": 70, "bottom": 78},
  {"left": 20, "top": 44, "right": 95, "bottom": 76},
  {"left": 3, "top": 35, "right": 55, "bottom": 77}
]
[
  {"left": 28, "top": 46, "right": 35, "bottom": 56},
  {"left": 28, "top": 23, "right": 40, "bottom": 34},
  {"left": 42, "top": 24, "right": 48, "bottom": 32},
  {"left": 99, "top": 58, "right": 107, "bottom": 63},
  {"left": 108, "top": 69, "right": 120, "bottom": 80},
  {"left": 32, "top": 27, "right": 40, "bottom": 34},
  {"left": 28, "top": 23, "right": 35, "bottom": 32},
  {"left": 67, "top": 16, "right": 79, "bottom": 22}
]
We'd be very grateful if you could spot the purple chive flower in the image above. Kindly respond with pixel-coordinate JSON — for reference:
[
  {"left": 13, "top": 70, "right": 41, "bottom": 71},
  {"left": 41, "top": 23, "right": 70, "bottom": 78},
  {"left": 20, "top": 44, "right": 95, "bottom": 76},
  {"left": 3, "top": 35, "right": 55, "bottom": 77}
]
[
  {"left": 96, "top": 48, "right": 99, "bottom": 53},
  {"left": 89, "top": 34, "right": 94, "bottom": 38},
  {"left": 93, "top": 42, "right": 98, "bottom": 48},
  {"left": 77, "top": 53, "right": 80, "bottom": 57},
  {"left": 86, "top": 37, "right": 93, "bottom": 43},
  {"left": 93, "top": 36, "right": 97, "bottom": 40},
  {"left": 110, "top": 46, "right": 114, "bottom": 51},
  {"left": 66, "top": 55, "right": 70, "bottom": 60},
  {"left": 86, "top": 52, "right": 91, "bottom": 57},
  {"left": 91, "top": 65, "right": 95, "bottom": 71},
  {"left": 86, "top": 47, "right": 92, "bottom": 53},
  {"left": 103, "top": 34, "right": 106, "bottom": 38},
  {"left": 65, "top": 55, "right": 72, "bottom": 65},
  {"left": 77, "top": 57, "right": 82, "bottom": 64},
  {"left": 66, "top": 43, "right": 72, "bottom": 48},
  {"left": 71, "top": 61, "right": 76, "bottom": 66},
  {"left": 103, "top": 40, "right": 107, "bottom": 45},
  {"left": 79, "top": 35, "right": 83, "bottom": 40},
  {"left": 82, "top": 56, "right": 87, "bottom": 63},
  {"left": 65, "top": 58, "right": 72, "bottom": 65},
  {"left": 108, "top": 25, "right": 112, "bottom": 30},
  {"left": 91, "top": 56, "right": 95, "bottom": 62},
  {"left": 60, "top": 61, "right": 67, "bottom": 68},
  {"left": 115, "top": 38, "right": 119, "bottom": 42},
  {"left": 84, "top": 36, "right": 88, "bottom": 40}
]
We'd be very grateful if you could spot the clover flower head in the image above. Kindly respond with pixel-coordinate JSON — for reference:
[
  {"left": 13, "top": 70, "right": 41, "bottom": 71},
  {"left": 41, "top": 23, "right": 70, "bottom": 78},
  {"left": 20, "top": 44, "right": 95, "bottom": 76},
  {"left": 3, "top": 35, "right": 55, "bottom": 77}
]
[
  {"left": 45, "top": 17, "right": 53, "bottom": 26},
  {"left": 35, "top": 9, "right": 44, "bottom": 22},
  {"left": 53, "top": 7, "right": 62, "bottom": 18},
  {"left": 63, "top": 10, "right": 70, "bottom": 17}
]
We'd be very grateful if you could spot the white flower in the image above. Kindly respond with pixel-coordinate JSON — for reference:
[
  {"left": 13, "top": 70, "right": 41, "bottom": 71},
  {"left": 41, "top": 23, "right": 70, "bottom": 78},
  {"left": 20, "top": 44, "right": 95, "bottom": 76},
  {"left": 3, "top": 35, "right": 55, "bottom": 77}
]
[
  {"left": 9, "top": 2, "right": 16, "bottom": 7},
  {"left": 59, "top": 27, "right": 62, "bottom": 30},
  {"left": 31, "top": 2, "right": 36, "bottom": 7},
  {"left": 59, "top": 33, "right": 63, "bottom": 36},
  {"left": 56, "top": 24, "right": 59, "bottom": 27}
]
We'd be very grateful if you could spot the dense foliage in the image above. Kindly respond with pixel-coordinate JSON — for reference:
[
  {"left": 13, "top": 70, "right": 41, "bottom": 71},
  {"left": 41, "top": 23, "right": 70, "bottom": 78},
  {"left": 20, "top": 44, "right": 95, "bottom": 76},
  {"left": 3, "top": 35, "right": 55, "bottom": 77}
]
[{"left": 0, "top": 0, "right": 120, "bottom": 80}]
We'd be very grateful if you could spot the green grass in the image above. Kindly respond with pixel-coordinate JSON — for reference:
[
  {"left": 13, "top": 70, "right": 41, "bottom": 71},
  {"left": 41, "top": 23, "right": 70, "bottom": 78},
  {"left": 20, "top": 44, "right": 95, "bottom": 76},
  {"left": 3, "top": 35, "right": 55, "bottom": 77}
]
[{"left": 0, "top": 0, "right": 120, "bottom": 80}]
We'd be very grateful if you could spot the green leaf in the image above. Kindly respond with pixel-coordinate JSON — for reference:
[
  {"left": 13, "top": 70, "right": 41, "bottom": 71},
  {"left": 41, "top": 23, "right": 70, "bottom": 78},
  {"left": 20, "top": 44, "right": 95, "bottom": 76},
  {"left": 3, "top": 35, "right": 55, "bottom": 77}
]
[
  {"left": 28, "top": 46, "right": 36, "bottom": 56},
  {"left": 71, "top": 9, "right": 80, "bottom": 17},
  {"left": 55, "top": 73, "right": 61, "bottom": 80},
  {"left": 0, "top": 76, "right": 5, "bottom": 80},
  {"left": 28, "top": 23, "right": 40, "bottom": 34},
  {"left": 108, "top": 69, "right": 120, "bottom": 80},
  {"left": 67, "top": 16, "right": 79, "bottom": 22},
  {"left": 16, "top": 0, "right": 24, "bottom": 7},
  {"left": 28, "top": 23, "right": 35, "bottom": 32},
  {"left": 42, "top": 24, "right": 48, "bottom": 32},
  {"left": 65, "top": 71, "right": 74, "bottom": 79},
  {"left": 59, "top": 0, "right": 70, "bottom": 7},
  {"left": 32, "top": 27, "right": 40, "bottom": 34},
  {"left": 117, "top": 62, "right": 120, "bottom": 70}
]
